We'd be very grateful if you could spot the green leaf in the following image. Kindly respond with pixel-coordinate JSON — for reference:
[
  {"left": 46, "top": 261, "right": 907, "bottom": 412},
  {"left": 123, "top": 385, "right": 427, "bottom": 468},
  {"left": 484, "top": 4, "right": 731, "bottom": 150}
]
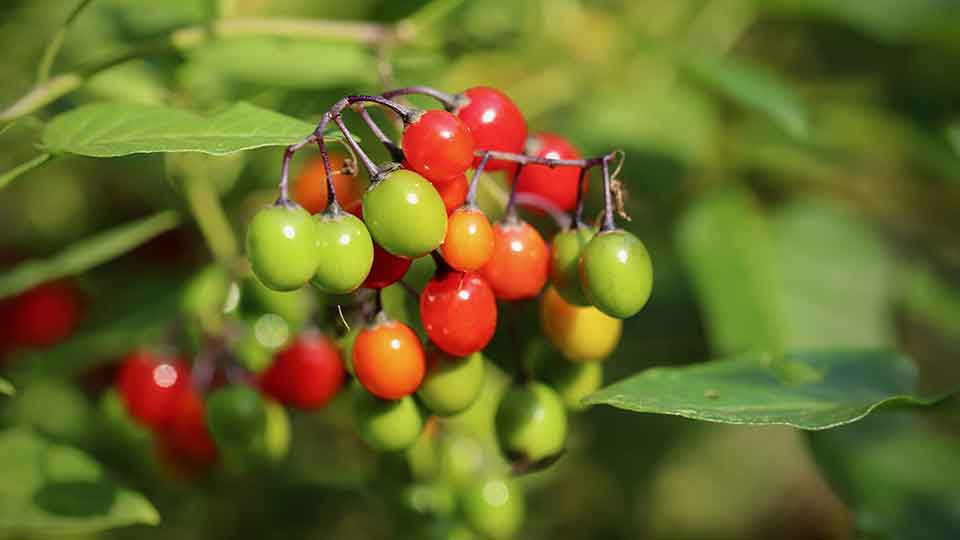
[
  {"left": 584, "top": 350, "right": 952, "bottom": 430},
  {"left": 0, "top": 211, "right": 180, "bottom": 299},
  {"left": 677, "top": 188, "right": 784, "bottom": 355},
  {"left": 684, "top": 52, "right": 807, "bottom": 138},
  {"left": 0, "top": 429, "right": 159, "bottom": 534},
  {"left": 185, "top": 38, "right": 376, "bottom": 89},
  {"left": 810, "top": 413, "right": 960, "bottom": 539},
  {"left": 0, "top": 377, "right": 13, "bottom": 397},
  {"left": 42, "top": 102, "right": 323, "bottom": 157},
  {"left": 949, "top": 122, "right": 960, "bottom": 157}
]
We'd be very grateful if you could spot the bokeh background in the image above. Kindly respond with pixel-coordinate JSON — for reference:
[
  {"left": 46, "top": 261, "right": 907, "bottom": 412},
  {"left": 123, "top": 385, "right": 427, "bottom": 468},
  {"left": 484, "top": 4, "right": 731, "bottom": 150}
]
[{"left": 1, "top": 1, "right": 959, "bottom": 539}]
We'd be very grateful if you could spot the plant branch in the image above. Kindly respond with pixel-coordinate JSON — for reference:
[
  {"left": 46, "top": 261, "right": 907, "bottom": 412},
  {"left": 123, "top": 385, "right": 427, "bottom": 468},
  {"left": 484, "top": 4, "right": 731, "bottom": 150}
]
[
  {"left": 0, "top": 153, "right": 53, "bottom": 191},
  {"left": 466, "top": 151, "right": 492, "bottom": 206},
  {"left": 600, "top": 154, "right": 616, "bottom": 231},
  {"left": 184, "top": 178, "right": 239, "bottom": 270},
  {"left": 382, "top": 86, "right": 460, "bottom": 110},
  {"left": 354, "top": 104, "right": 404, "bottom": 162},
  {"left": 36, "top": 0, "right": 96, "bottom": 83}
]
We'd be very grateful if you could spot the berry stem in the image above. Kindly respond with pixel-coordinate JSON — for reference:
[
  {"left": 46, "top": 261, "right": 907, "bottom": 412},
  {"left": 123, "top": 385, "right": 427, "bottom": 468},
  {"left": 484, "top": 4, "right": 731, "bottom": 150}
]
[
  {"left": 354, "top": 104, "right": 405, "bottom": 162},
  {"left": 331, "top": 113, "right": 381, "bottom": 181},
  {"left": 382, "top": 86, "right": 459, "bottom": 110},
  {"left": 471, "top": 149, "right": 614, "bottom": 169},
  {"left": 277, "top": 133, "right": 318, "bottom": 203},
  {"left": 573, "top": 167, "right": 589, "bottom": 229},
  {"left": 466, "top": 151, "right": 492, "bottom": 207},
  {"left": 600, "top": 154, "right": 616, "bottom": 232},
  {"left": 503, "top": 164, "right": 525, "bottom": 223}
]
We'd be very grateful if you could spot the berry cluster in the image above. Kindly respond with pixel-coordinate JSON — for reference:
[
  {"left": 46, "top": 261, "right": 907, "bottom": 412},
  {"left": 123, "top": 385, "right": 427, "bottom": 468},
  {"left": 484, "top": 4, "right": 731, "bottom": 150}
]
[{"left": 244, "top": 85, "right": 653, "bottom": 463}]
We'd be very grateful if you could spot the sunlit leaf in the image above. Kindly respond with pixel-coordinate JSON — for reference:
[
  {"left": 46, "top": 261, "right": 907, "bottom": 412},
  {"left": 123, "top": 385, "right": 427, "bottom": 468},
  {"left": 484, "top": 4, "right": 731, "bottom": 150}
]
[
  {"left": 0, "top": 429, "right": 159, "bottom": 534},
  {"left": 584, "top": 350, "right": 952, "bottom": 430}
]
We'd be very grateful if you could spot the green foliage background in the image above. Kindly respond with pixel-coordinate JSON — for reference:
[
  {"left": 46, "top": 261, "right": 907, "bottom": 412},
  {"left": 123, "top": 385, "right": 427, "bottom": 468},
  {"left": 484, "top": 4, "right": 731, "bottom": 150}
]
[{"left": 1, "top": 0, "right": 959, "bottom": 539}]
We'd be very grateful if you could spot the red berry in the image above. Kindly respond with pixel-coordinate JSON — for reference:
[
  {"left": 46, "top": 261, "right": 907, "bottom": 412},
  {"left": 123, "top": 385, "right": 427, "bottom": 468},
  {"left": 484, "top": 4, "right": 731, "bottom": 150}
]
[
  {"left": 352, "top": 320, "right": 425, "bottom": 400},
  {"left": 116, "top": 350, "right": 190, "bottom": 429},
  {"left": 480, "top": 220, "right": 550, "bottom": 300},
  {"left": 515, "top": 133, "right": 584, "bottom": 212},
  {"left": 402, "top": 111, "right": 475, "bottom": 183},
  {"left": 456, "top": 87, "right": 527, "bottom": 171},
  {"left": 260, "top": 333, "right": 346, "bottom": 409},
  {"left": 157, "top": 387, "right": 218, "bottom": 472},
  {"left": 435, "top": 173, "right": 469, "bottom": 214},
  {"left": 441, "top": 206, "right": 495, "bottom": 272},
  {"left": 5, "top": 281, "right": 82, "bottom": 348},
  {"left": 349, "top": 202, "right": 412, "bottom": 289},
  {"left": 420, "top": 272, "right": 497, "bottom": 356}
]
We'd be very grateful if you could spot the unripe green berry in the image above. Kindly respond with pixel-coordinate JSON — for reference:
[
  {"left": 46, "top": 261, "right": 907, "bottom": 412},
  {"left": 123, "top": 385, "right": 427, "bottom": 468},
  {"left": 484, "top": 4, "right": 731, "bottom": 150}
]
[
  {"left": 311, "top": 211, "right": 374, "bottom": 293},
  {"left": 246, "top": 203, "right": 320, "bottom": 291},
  {"left": 418, "top": 351, "right": 485, "bottom": 416},
  {"left": 546, "top": 361, "right": 602, "bottom": 411},
  {"left": 580, "top": 230, "right": 652, "bottom": 318},
  {"left": 352, "top": 386, "right": 424, "bottom": 452},
  {"left": 363, "top": 169, "right": 447, "bottom": 258},
  {"left": 550, "top": 226, "right": 595, "bottom": 306},
  {"left": 205, "top": 385, "right": 267, "bottom": 452},
  {"left": 494, "top": 381, "right": 567, "bottom": 462},
  {"left": 459, "top": 478, "right": 525, "bottom": 539}
]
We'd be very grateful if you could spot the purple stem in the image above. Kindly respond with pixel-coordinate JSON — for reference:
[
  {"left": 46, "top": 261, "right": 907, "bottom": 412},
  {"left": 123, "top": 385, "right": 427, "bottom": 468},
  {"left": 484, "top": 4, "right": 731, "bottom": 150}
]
[
  {"left": 466, "top": 151, "right": 492, "bottom": 207},
  {"left": 600, "top": 154, "right": 616, "bottom": 231},
  {"left": 382, "top": 86, "right": 459, "bottom": 110}
]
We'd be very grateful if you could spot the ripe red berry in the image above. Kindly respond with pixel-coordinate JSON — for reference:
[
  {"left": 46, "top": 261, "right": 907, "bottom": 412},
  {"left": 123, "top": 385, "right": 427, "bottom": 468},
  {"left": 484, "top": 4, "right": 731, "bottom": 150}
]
[
  {"left": 435, "top": 173, "right": 469, "bottom": 214},
  {"left": 116, "top": 350, "right": 190, "bottom": 429},
  {"left": 402, "top": 111, "right": 475, "bottom": 183},
  {"left": 480, "top": 220, "right": 550, "bottom": 300},
  {"left": 441, "top": 206, "right": 495, "bottom": 272},
  {"left": 5, "top": 281, "right": 82, "bottom": 348},
  {"left": 352, "top": 319, "right": 425, "bottom": 400},
  {"left": 515, "top": 133, "right": 584, "bottom": 212},
  {"left": 420, "top": 272, "right": 497, "bottom": 356},
  {"left": 259, "top": 332, "right": 346, "bottom": 409},
  {"left": 157, "top": 387, "right": 218, "bottom": 472},
  {"left": 293, "top": 153, "right": 364, "bottom": 214},
  {"left": 456, "top": 87, "right": 527, "bottom": 171}
]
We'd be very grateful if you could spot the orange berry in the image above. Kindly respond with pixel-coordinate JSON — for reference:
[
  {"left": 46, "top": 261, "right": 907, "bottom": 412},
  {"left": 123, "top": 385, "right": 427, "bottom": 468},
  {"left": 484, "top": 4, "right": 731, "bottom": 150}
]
[{"left": 441, "top": 207, "right": 495, "bottom": 271}]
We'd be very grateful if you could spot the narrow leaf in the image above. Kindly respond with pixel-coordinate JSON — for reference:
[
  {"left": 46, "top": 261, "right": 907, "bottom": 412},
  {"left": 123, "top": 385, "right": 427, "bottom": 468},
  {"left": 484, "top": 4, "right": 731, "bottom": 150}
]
[
  {"left": 584, "top": 350, "right": 952, "bottom": 430},
  {"left": 42, "top": 102, "right": 327, "bottom": 157},
  {"left": 0, "top": 211, "right": 179, "bottom": 299},
  {"left": 0, "top": 153, "right": 51, "bottom": 191},
  {"left": 685, "top": 53, "right": 808, "bottom": 138},
  {"left": 0, "top": 429, "right": 159, "bottom": 534}
]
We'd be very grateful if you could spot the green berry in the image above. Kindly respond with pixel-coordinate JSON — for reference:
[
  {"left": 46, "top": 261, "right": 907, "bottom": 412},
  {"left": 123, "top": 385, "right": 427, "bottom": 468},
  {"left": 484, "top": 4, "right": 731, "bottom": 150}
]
[
  {"left": 242, "top": 277, "right": 312, "bottom": 330},
  {"left": 246, "top": 203, "right": 320, "bottom": 291},
  {"left": 580, "top": 229, "right": 652, "bottom": 318},
  {"left": 259, "top": 399, "right": 291, "bottom": 462},
  {"left": 418, "top": 351, "right": 485, "bottom": 417},
  {"left": 459, "top": 478, "right": 525, "bottom": 539},
  {"left": 205, "top": 385, "right": 267, "bottom": 452},
  {"left": 363, "top": 169, "right": 447, "bottom": 258},
  {"left": 312, "top": 211, "right": 374, "bottom": 293},
  {"left": 550, "top": 226, "right": 595, "bottom": 306},
  {"left": 495, "top": 382, "right": 567, "bottom": 462},
  {"left": 546, "top": 361, "right": 602, "bottom": 411},
  {"left": 352, "top": 385, "right": 424, "bottom": 452}
]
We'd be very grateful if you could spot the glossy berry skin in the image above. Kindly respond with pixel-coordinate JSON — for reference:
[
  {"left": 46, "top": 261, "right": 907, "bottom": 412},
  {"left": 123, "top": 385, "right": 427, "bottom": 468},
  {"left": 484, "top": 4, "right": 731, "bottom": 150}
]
[
  {"left": 495, "top": 382, "right": 567, "bottom": 462},
  {"left": 515, "top": 133, "right": 583, "bottom": 212},
  {"left": 417, "top": 349, "right": 485, "bottom": 416},
  {"left": 550, "top": 226, "right": 596, "bottom": 306},
  {"left": 545, "top": 361, "right": 602, "bottom": 411},
  {"left": 158, "top": 388, "right": 218, "bottom": 473},
  {"left": 116, "top": 350, "right": 190, "bottom": 429},
  {"left": 456, "top": 86, "right": 527, "bottom": 171},
  {"left": 352, "top": 387, "right": 424, "bottom": 452},
  {"left": 246, "top": 203, "right": 320, "bottom": 291},
  {"left": 480, "top": 220, "right": 550, "bottom": 300},
  {"left": 541, "top": 286, "right": 622, "bottom": 362},
  {"left": 352, "top": 320, "right": 425, "bottom": 400},
  {"left": 4, "top": 281, "right": 82, "bottom": 348},
  {"left": 580, "top": 230, "right": 653, "bottom": 318},
  {"left": 442, "top": 207, "right": 494, "bottom": 271},
  {"left": 402, "top": 110, "right": 475, "bottom": 183},
  {"left": 293, "top": 153, "right": 365, "bottom": 214},
  {"left": 259, "top": 333, "right": 346, "bottom": 409},
  {"left": 420, "top": 272, "right": 497, "bottom": 356},
  {"left": 311, "top": 211, "right": 374, "bottom": 293},
  {"left": 435, "top": 173, "right": 469, "bottom": 214},
  {"left": 362, "top": 169, "right": 447, "bottom": 258},
  {"left": 460, "top": 478, "right": 525, "bottom": 540}
]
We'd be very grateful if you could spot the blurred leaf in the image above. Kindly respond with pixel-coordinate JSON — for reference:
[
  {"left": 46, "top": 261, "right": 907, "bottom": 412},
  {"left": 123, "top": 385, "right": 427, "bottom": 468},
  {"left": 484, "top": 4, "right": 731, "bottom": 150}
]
[
  {"left": 677, "top": 188, "right": 783, "bottom": 355},
  {"left": 684, "top": 52, "right": 807, "bottom": 138},
  {"left": 185, "top": 38, "right": 376, "bottom": 89},
  {"left": 0, "top": 428, "right": 159, "bottom": 534},
  {"left": 42, "top": 102, "right": 327, "bottom": 157},
  {"left": 0, "top": 211, "right": 180, "bottom": 299},
  {"left": 949, "top": 122, "right": 960, "bottom": 156},
  {"left": 0, "top": 153, "right": 52, "bottom": 191},
  {"left": 0, "top": 377, "right": 13, "bottom": 397},
  {"left": 809, "top": 413, "right": 960, "bottom": 539},
  {"left": 2, "top": 377, "right": 93, "bottom": 444},
  {"left": 902, "top": 264, "right": 960, "bottom": 341},
  {"left": 584, "top": 350, "right": 953, "bottom": 429}
]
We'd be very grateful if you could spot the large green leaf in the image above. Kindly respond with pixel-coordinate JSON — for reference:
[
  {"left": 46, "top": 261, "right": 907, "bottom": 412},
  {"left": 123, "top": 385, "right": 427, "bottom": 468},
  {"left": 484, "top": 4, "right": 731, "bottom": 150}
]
[
  {"left": 684, "top": 52, "right": 807, "bottom": 138},
  {"left": 584, "top": 350, "right": 950, "bottom": 430},
  {"left": 0, "top": 429, "right": 159, "bottom": 534},
  {"left": 185, "top": 38, "right": 376, "bottom": 89},
  {"left": 42, "top": 102, "right": 322, "bottom": 157},
  {"left": 809, "top": 413, "right": 960, "bottom": 540},
  {"left": 0, "top": 211, "right": 180, "bottom": 299}
]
